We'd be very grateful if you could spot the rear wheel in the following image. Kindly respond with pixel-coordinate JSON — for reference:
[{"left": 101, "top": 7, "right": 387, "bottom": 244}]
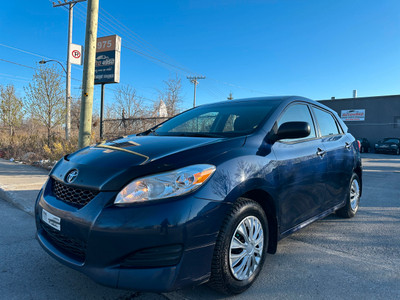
[
  {"left": 336, "top": 174, "right": 360, "bottom": 218},
  {"left": 209, "top": 198, "right": 268, "bottom": 294}
]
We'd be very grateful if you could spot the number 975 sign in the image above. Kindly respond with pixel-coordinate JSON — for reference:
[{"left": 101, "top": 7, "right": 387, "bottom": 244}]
[{"left": 95, "top": 35, "right": 121, "bottom": 85}]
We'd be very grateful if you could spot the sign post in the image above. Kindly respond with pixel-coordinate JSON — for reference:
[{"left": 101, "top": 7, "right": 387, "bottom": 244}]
[{"left": 95, "top": 35, "right": 121, "bottom": 139}]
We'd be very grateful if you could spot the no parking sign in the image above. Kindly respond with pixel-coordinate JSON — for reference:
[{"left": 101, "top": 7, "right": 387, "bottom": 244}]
[{"left": 69, "top": 44, "right": 83, "bottom": 65}]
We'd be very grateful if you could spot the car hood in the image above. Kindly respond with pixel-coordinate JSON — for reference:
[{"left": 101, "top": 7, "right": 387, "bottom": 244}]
[{"left": 50, "top": 135, "right": 245, "bottom": 191}]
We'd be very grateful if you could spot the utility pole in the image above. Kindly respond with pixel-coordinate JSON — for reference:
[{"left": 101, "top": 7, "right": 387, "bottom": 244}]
[
  {"left": 78, "top": 0, "right": 99, "bottom": 148},
  {"left": 52, "top": 0, "right": 86, "bottom": 141},
  {"left": 187, "top": 76, "right": 205, "bottom": 107}
]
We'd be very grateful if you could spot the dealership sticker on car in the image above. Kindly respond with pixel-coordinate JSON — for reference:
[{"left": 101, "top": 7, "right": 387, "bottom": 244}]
[{"left": 42, "top": 209, "right": 61, "bottom": 231}]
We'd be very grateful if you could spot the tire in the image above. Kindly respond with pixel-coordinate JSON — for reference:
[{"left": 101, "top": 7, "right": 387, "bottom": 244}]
[
  {"left": 209, "top": 198, "right": 268, "bottom": 294},
  {"left": 360, "top": 146, "right": 364, "bottom": 153},
  {"left": 336, "top": 174, "right": 361, "bottom": 218}
]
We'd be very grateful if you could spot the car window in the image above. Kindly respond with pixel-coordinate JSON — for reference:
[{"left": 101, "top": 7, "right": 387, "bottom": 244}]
[
  {"left": 153, "top": 100, "right": 282, "bottom": 137},
  {"left": 170, "top": 112, "right": 218, "bottom": 133},
  {"left": 277, "top": 104, "right": 316, "bottom": 141},
  {"left": 312, "top": 107, "right": 341, "bottom": 137},
  {"left": 383, "top": 138, "right": 400, "bottom": 144}
]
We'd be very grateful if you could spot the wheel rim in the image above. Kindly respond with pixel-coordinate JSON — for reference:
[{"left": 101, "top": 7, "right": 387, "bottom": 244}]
[
  {"left": 229, "top": 216, "right": 264, "bottom": 281},
  {"left": 350, "top": 179, "right": 360, "bottom": 211}
]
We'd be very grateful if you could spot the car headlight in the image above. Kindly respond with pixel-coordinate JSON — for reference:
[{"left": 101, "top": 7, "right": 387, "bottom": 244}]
[
  {"left": 114, "top": 164, "right": 216, "bottom": 204},
  {"left": 375, "top": 144, "right": 379, "bottom": 147},
  {"left": 390, "top": 144, "right": 397, "bottom": 148}
]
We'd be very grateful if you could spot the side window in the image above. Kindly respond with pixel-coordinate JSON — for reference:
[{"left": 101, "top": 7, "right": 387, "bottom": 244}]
[
  {"left": 312, "top": 107, "right": 341, "bottom": 137},
  {"left": 277, "top": 104, "right": 316, "bottom": 141}
]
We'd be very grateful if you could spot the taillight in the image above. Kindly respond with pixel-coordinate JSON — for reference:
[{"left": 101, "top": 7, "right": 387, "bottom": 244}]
[{"left": 357, "top": 140, "right": 361, "bottom": 150}]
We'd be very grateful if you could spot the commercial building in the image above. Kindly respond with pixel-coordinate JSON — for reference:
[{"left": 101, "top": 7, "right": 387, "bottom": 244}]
[{"left": 319, "top": 94, "right": 400, "bottom": 146}]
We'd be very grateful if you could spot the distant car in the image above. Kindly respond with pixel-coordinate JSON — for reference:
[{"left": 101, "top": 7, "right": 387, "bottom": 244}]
[
  {"left": 35, "top": 96, "right": 362, "bottom": 294},
  {"left": 375, "top": 138, "right": 400, "bottom": 155},
  {"left": 358, "top": 138, "right": 371, "bottom": 153}
]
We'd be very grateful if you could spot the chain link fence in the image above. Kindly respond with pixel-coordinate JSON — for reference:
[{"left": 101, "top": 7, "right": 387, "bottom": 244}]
[{"left": 102, "top": 117, "right": 169, "bottom": 139}]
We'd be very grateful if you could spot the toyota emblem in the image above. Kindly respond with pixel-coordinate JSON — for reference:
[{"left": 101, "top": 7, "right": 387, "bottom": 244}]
[{"left": 65, "top": 169, "right": 79, "bottom": 183}]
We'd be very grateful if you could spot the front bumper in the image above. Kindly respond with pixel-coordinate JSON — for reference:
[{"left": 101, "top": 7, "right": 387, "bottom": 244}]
[{"left": 35, "top": 178, "right": 229, "bottom": 292}]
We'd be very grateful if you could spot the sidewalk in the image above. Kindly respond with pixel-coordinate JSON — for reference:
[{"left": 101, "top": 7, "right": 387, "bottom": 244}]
[{"left": 0, "top": 158, "right": 48, "bottom": 216}]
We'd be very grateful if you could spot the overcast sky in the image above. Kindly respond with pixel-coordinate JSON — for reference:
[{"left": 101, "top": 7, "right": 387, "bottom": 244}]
[{"left": 1, "top": 0, "right": 399, "bottom": 112}]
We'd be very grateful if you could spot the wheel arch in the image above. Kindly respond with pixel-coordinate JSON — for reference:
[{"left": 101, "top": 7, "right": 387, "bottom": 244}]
[
  {"left": 241, "top": 189, "right": 278, "bottom": 254},
  {"left": 354, "top": 165, "right": 362, "bottom": 197}
]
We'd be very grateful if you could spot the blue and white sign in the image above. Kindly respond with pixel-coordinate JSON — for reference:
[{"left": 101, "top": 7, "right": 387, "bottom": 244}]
[{"left": 95, "top": 35, "right": 121, "bottom": 84}]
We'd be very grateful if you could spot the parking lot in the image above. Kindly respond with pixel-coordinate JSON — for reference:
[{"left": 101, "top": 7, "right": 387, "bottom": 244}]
[{"left": 1, "top": 153, "right": 399, "bottom": 299}]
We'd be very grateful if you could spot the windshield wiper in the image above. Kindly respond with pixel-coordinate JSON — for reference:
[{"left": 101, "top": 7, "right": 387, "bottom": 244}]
[
  {"left": 175, "top": 132, "right": 224, "bottom": 138},
  {"left": 138, "top": 127, "right": 158, "bottom": 136}
]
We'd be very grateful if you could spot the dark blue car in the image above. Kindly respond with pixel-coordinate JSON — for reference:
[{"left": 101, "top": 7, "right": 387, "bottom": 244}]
[{"left": 35, "top": 96, "right": 362, "bottom": 294}]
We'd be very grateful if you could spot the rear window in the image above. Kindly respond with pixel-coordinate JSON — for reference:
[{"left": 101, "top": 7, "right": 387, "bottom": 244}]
[{"left": 383, "top": 138, "right": 400, "bottom": 144}]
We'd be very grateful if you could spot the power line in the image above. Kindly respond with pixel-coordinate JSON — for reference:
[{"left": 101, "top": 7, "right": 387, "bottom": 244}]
[
  {"left": 0, "top": 57, "right": 82, "bottom": 83},
  {"left": 100, "top": 7, "right": 198, "bottom": 75},
  {"left": 0, "top": 58, "right": 36, "bottom": 70},
  {"left": 123, "top": 45, "right": 196, "bottom": 75},
  {"left": 60, "top": 3, "right": 271, "bottom": 99},
  {"left": 0, "top": 43, "right": 55, "bottom": 61}
]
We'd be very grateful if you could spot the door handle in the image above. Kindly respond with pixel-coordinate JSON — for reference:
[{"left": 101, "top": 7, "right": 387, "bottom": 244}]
[
  {"left": 345, "top": 142, "right": 352, "bottom": 150},
  {"left": 316, "top": 148, "right": 326, "bottom": 157}
]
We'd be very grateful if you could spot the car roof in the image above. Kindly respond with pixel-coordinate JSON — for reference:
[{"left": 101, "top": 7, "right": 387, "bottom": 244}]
[{"left": 201, "top": 95, "right": 329, "bottom": 108}]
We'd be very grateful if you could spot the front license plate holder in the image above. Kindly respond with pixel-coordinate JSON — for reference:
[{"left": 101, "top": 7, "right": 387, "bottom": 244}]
[{"left": 42, "top": 209, "right": 61, "bottom": 231}]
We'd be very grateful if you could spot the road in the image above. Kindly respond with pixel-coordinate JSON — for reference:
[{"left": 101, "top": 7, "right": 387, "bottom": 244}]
[{"left": 1, "top": 154, "right": 399, "bottom": 299}]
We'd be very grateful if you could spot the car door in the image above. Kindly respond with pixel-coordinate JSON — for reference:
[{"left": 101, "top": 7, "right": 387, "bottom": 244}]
[
  {"left": 311, "top": 106, "right": 354, "bottom": 210},
  {"left": 272, "top": 103, "right": 328, "bottom": 234}
]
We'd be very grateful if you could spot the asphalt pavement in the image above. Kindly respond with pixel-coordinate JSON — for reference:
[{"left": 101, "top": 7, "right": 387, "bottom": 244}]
[{"left": 0, "top": 154, "right": 399, "bottom": 299}]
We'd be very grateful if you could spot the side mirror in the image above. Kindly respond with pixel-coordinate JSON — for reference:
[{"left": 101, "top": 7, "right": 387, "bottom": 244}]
[{"left": 274, "top": 121, "right": 311, "bottom": 141}]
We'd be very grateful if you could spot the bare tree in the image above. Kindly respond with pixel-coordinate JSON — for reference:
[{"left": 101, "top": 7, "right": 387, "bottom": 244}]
[
  {"left": 0, "top": 84, "right": 24, "bottom": 136},
  {"left": 70, "top": 97, "right": 81, "bottom": 130},
  {"left": 113, "top": 85, "right": 148, "bottom": 118},
  {"left": 160, "top": 75, "right": 182, "bottom": 117},
  {"left": 24, "top": 66, "right": 65, "bottom": 146}
]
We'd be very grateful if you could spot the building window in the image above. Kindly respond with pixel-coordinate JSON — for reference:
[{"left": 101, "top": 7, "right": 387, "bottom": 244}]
[{"left": 395, "top": 117, "right": 400, "bottom": 129}]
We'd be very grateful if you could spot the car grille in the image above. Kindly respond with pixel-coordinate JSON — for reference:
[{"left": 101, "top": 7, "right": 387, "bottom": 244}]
[
  {"left": 52, "top": 178, "right": 99, "bottom": 208},
  {"left": 40, "top": 221, "right": 87, "bottom": 262}
]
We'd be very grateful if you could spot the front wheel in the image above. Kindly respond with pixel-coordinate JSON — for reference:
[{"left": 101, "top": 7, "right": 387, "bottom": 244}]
[
  {"left": 209, "top": 198, "right": 268, "bottom": 294},
  {"left": 336, "top": 174, "right": 361, "bottom": 218}
]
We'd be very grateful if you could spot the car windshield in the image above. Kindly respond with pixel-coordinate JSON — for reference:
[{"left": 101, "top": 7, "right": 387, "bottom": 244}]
[
  {"left": 383, "top": 138, "right": 400, "bottom": 144},
  {"left": 149, "top": 100, "right": 282, "bottom": 138}
]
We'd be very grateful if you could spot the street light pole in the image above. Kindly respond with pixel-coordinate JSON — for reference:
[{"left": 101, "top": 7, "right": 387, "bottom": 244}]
[
  {"left": 65, "top": 2, "right": 73, "bottom": 141},
  {"left": 51, "top": 0, "right": 87, "bottom": 141},
  {"left": 39, "top": 59, "right": 67, "bottom": 74}
]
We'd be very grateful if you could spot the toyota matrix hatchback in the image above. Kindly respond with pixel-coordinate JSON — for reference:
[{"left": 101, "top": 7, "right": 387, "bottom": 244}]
[{"left": 35, "top": 96, "right": 362, "bottom": 294}]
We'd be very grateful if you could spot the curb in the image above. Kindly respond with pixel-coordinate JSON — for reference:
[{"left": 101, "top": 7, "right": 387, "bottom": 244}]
[{"left": 0, "top": 184, "right": 35, "bottom": 216}]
